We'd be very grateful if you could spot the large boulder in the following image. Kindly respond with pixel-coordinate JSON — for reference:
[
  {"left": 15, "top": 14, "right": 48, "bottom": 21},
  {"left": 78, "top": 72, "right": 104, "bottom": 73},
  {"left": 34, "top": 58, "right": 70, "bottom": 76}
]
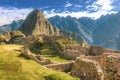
[{"left": 71, "top": 57, "right": 104, "bottom": 80}]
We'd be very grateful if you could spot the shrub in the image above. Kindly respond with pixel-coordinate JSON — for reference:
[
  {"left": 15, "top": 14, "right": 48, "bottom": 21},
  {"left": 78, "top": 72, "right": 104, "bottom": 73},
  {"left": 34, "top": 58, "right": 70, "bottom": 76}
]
[
  {"left": 29, "top": 39, "right": 43, "bottom": 54},
  {"left": 56, "top": 41, "right": 66, "bottom": 51},
  {"left": 10, "top": 30, "right": 25, "bottom": 38},
  {"left": 45, "top": 72, "right": 80, "bottom": 80}
]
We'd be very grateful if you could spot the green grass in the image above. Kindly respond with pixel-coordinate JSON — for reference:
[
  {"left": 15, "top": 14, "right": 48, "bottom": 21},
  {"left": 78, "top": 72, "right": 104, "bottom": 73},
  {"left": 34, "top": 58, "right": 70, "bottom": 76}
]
[
  {"left": 0, "top": 44, "right": 80, "bottom": 80},
  {"left": 29, "top": 39, "right": 70, "bottom": 63},
  {"left": 42, "top": 54, "right": 69, "bottom": 63},
  {"left": 56, "top": 38, "right": 77, "bottom": 44}
]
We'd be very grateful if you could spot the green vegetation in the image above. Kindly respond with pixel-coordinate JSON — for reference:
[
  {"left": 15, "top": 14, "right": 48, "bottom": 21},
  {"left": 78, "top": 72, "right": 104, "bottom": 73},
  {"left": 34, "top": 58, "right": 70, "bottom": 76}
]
[
  {"left": 42, "top": 54, "right": 69, "bottom": 63},
  {"left": 29, "top": 37, "right": 78, "bottom": 63},
  {"left": 45, "top": 72, "right": 79, "bottom": 80},
  {"left": 56, "top": 38, "right": 76, "bottom": 44},
  {"left": 29, "top": 38, "right": 69, "bottom": 63},
  {"left": 0, "top": 44, "right": 79, "bottom": 80},
  {"left": 56, "top": 38, "right": 77, "bottom": 51},
  {"left": 29, "top": 38, "right": 43, "bottom": 54},
  {"left": 10, "top": 30, "right": 25, "bottom": 38}
]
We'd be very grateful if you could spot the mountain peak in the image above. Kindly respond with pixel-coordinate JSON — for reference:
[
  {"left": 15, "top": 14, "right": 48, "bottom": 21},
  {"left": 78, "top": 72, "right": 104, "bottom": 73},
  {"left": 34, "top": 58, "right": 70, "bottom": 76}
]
[
  {"left": 29, "top": 9, "right": 42, "bottom": 16},
  {"left": 19, "top": 9, "right": 57, "bottom": 36}
]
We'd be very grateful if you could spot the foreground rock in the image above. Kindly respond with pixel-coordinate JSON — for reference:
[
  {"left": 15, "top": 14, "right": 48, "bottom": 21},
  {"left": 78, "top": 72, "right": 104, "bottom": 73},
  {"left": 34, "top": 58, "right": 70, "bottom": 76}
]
[
  {"left": 71, "top": 57, "right": 104, "bottom": 80},
  {"left": 88, "top": 53, "right": 120, "bottom": 80},
  {"left": 21, "top": 47, "right": 51, "bottom": 65}
]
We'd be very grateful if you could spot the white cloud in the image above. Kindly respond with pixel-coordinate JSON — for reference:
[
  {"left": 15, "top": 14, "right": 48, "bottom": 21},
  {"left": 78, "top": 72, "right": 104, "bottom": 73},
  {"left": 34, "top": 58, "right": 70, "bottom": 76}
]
[
  {"left": 65, "top": 1, "right": 72, "bottom": 7},
  {"left": 74, "top": 4, "right": 82, "bottom": 8},
  {"left": 86, "top": 0, "right": 115, "bottom": 11},
  {"left": 0, "top": 7, "right": 33, "bottom": 26},
  {"left": 43, "top": 0, "right": 117, "bottom": 19},
  {"left": 44, "top": 10, "right": 117, "bottom": 19},
  {"left": 0, "top": 0, "right": 117, "bottom": 26},
  {"left": 86, "top": 0, "right": 92, "bottom": 4}
]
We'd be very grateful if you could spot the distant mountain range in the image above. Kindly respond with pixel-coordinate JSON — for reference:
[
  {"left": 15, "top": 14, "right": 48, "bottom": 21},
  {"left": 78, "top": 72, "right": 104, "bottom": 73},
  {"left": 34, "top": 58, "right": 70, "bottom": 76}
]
[
  {"left": 0, "top": 12, "right": 120, "bottom": 50},
  {"left": 49, "top": 12, "right": 120, "bottom": 50},
  {"left": 49, "top": 16, "right": 97, "bottom": 44},
  {"left": 93, "top": 12, "right": 120, "bottom": 48},
  {"left": 0, "top": 20, "right": 24, "bottom": 33}
]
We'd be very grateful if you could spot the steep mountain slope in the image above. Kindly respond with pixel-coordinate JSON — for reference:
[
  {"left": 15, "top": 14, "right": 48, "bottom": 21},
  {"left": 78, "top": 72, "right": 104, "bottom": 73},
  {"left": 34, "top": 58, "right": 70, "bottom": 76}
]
[
  {"left": 101, "top": 34, "right": 120, "bottom": 50},
  {"left": 1, "top": 12, "right": 120, "bottom": 50},
  {"left": 49, "top": 16, "right": 96, "bottom": 44},
  {"left": 93, "top": 12, "right": 120, "bottom": 45},
  {"left": 0, "top": 20, "right": 23, "bottom": 34},
  {"left": 18, "top": 9, "right": 84, "bottom": 43},
  {"left": 49, "top": 12, "right": 120, "bottom": 50},
  {"left": 19, "top": 9, "right": 59, "bottom": 36}
]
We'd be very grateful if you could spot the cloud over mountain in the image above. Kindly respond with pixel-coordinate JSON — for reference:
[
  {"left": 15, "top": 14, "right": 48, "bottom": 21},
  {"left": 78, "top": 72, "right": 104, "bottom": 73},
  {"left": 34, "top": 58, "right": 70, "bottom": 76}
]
[
  {"left": 0, "top": 0, "right": 119, "bottom": 26},
  {"left": 0, "top": 7, "right": 33, "bottom": 26}
]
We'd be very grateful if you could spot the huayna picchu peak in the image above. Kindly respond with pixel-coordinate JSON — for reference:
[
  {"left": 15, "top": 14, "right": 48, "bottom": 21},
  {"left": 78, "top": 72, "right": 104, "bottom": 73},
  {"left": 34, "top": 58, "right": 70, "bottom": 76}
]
[
  {"left": 19, "top": 9, "right": 84, "bottom": 44},
  {"left": 19, "top": 9, "right": 59, "bottom": 36}
]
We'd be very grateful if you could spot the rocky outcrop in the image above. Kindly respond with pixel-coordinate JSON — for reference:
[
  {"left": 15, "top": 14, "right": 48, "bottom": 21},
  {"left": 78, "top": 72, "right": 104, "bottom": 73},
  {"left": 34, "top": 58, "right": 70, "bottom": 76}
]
[
  {"left": 7, "top": 30, "right": 25, "bottom": 44},
  {"left": 8, "top": 37, "right": 25, "bottom": 44},
  {"left": 19, "top": 9, "right": 59, "bottom": 36},
  {"left": 21, "top": 47, "right": 51, "bottom": 65},
  {"left": 71, "top": 57, "right": 104, "bottom": 80}
]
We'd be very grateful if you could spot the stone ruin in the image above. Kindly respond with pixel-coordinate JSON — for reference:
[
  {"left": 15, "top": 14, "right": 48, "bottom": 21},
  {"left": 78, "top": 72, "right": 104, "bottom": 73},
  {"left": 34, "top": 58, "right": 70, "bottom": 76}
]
[
  {"left": 21, "top": 45, "right": 120, "bottom": 80},
  {"left": 71, "top": 58, "right": 104, "bottom": 80}
]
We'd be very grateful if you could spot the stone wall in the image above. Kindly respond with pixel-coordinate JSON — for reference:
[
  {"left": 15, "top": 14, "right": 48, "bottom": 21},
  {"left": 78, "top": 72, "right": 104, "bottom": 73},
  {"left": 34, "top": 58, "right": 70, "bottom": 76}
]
[
  {"left": 103, "top": 48, "right": 120, "bottom": 53},
  {"left": 89, "top": 46, "right": 104, "bottom": 56},
  {"left": 45, "top": 61, "right": 74, "bottom": 72},
  {"left": 70, "top": 58, "right": 104, "bottom": 80},
  {"left": 64, "top": 45, "right": 88, "bottom": 59},
  {"left": 88, "top": 54, "right": 120, "bottom": 80}
]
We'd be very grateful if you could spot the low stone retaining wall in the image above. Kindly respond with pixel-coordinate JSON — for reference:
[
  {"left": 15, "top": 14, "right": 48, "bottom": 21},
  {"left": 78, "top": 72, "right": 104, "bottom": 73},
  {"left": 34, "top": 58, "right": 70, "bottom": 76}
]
[
  {"left": 45, "top": 61, "right": 74, "bottom": 72},
  {"left": 64, "top": 46, "right": 88, "bottom": 59}
]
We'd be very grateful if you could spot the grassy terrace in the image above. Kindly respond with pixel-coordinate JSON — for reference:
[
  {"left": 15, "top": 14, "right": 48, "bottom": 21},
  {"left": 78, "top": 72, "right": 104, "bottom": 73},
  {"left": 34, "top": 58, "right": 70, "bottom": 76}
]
[
  {"left": 0, "top": 44, "right": 79, "bottom": 80},
  {"left": 42, "top": 54, "right": 69, "bottom": 63}
]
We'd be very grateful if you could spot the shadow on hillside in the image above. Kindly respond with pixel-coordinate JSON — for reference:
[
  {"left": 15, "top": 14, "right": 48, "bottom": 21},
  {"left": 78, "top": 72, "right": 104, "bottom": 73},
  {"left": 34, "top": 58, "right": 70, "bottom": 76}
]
[{"left": 17, "top": 54, "right": 30, "bottom": 60}]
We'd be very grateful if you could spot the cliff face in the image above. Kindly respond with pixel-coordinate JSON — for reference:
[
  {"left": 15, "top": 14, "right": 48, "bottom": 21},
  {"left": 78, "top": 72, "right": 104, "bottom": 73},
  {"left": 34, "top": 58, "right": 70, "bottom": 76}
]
[{"left": 19, "top": 9, "right": 59, "bottom": 36}]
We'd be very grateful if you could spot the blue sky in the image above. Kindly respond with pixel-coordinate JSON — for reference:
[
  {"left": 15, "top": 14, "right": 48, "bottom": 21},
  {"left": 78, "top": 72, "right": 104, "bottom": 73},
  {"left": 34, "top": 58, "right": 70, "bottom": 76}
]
[{"left": 0, "top": 0, "right": 119, "bottom": 26}]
